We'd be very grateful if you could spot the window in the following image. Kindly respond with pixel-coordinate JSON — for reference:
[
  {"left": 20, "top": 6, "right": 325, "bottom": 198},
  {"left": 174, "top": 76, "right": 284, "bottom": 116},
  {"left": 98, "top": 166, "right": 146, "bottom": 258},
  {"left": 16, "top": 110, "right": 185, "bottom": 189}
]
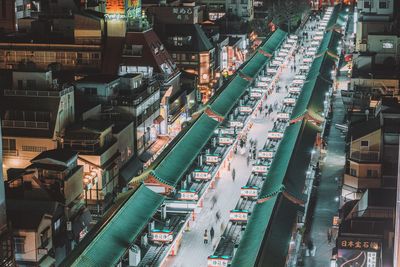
[
  {"left": 21, "top": 145, "right": 47, "bottom": 152},
  {"left": 350, "top": 168, "right": 357, "bottom": 176},
  {"left": 364, "top": 1, "right": 371, "bottom": 8},
  {"left": 26, "top": 80, "right": 36, "bottom": 89},
  {"left": 17, "top": 80, "right": 23, "bottom": 89},
  {"left": 379, "top": 1, "right": 387, "bottom": 8},
  {"left": 14, "top": 237, "right": 25, "bottom": 254},
  {"left": 2, "top": 139, "right": 16, "bottom": 151},
  {"left": 172, "top": 53, "right": 177, "bottom": 59},
  {"left": 191, "top": 54, "right": 197, "bottom": 60},
  {"left": 40, "top": 228, "right": 50, "bottom": 247},
  {"left": 366, "top": 169, "right": 378, "bottom": 177},
  {"left": 361, "top": 140, "right": 369, "bottom": 147},
  {"left": 84, "top": 87, "right": 97, "bottom": 96}
]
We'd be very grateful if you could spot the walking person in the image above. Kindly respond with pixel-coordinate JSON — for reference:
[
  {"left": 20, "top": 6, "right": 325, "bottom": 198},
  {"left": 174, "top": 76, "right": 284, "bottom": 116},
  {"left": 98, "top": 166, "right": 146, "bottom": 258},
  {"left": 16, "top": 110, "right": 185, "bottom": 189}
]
[
  {"left": 327, "top": 228, "right": 332, "bottom": 244},
  {"left": 204, "top": 230, "right": 208, "bottom": 244},
  {"left": 216, "top": 211, "right": 221, "bottom": 221},
  {"left": 232, "top": 168, "right": 236, "bottom": 182},
  {"left": 210, "top": 227, "right": 215, "bottom": 242}
]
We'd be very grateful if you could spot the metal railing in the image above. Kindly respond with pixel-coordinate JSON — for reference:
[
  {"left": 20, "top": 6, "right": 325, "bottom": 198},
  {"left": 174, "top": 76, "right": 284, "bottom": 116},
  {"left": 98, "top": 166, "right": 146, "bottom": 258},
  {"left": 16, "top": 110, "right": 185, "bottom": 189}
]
[
  {"left": 350, "top": 150, "right": 380, "bottom": 162},
  {"left": 2, "top": 120, "right": 49, "bottom": 130},
  {"left": 4, "top": 86, "right": 73, "bottom": 98}
]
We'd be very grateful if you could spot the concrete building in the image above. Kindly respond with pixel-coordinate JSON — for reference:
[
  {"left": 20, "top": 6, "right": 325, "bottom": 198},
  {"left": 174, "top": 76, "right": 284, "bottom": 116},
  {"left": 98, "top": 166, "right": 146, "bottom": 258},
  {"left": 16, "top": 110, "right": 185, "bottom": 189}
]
[
  {"left": 0, "top": 120, "right": 14, "bottom": 266},
  {"left": 1, "top": 70, "right": 75, "bottom": 176},
  {"left": 62, "top": 119, "right": 134, "bottom": 216}
]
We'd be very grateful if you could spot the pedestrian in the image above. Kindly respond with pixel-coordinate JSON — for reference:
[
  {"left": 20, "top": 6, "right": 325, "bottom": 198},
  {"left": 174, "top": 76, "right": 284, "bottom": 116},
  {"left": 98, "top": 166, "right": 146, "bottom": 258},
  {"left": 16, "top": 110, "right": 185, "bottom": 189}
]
[
  {"left": 327, "top": 228, "right": 332, "bottom": 244},
  {"left": 232, "top": 168, "right": 236, "bottom": 181},
  {"left": 210, "top": 227, "right": 215, "bottom": 241},
  {"left": 307, "top": 239, "right": 314, "bottom": 256},
  {"left": 204, "top": 230, "right": 208, "bottom": 244},
  {"left": 220, "top": 222, "right": 225, "bottom": 233},
  {"left": 216, "top": 211, "right": 221, "bottom": 221},
  {"left": 211, "top": 195, "right": 217, "bottom": 209},
  {"left": 247, "top": 154, "right": 250, "bottom": 166}
]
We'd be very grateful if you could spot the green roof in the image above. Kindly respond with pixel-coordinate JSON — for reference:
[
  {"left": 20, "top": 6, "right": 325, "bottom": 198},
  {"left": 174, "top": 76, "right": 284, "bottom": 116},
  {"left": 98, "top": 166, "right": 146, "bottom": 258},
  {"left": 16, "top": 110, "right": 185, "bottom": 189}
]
[
  {"left": 317, "top": 30, "right": 342, "bottom": 55},
  {"left": 284, "top": 121, "right": 319, "bottom": 200},
  {"left": 326, "top": 5, "right": 341, "bottom": 30},
  {"left": 240, "top": 51, "right": 269, "bottom": 78},
  {"left": 230, "top": 195, "right": 278, "bottom": 267},
  {"left": 306, "top": 52, "right": 337, "bottom": 81},
  {"left": 151, "top": 114, "right": 220, "bottom": 187},
  {"left": 209, "top": 75, "right": 250, "bottom": 118},
  {"left": 258, "top": 121, "right": 303, "bottom": 199},
  {"left": 69, "top": 186, "right": 165, "bottom": 267},
  {"left": 260, "top": 28, "right": 288, "bottom": 54},
  {"left": 290, "top": 76, "right": 331, "bottom": 121},
  {"left": 256, "top": 195, "right": 300, "bottom": 267}
]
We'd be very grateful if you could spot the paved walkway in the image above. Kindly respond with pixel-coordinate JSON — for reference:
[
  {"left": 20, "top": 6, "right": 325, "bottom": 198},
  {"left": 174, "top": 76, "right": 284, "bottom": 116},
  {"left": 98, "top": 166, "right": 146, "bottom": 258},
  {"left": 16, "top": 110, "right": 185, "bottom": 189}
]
[
  {"left": 303, "top": 89, "right": 346, "bottom": 267},
  {"left": 164, "top": 62, "right": 298, "bottom": 267}
]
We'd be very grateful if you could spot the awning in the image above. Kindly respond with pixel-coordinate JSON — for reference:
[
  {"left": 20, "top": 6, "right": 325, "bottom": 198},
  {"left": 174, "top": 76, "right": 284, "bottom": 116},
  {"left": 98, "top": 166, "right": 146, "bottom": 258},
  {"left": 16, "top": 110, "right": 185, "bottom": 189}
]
[
  {"left": 260, "top": 28, "right": 288, "bottom": 55},
  {"left": 72, "top": 208, "right": 92, "bottom": 243},
  {"left": 120, "top": 157, "right": 144, "bottom": 184}
]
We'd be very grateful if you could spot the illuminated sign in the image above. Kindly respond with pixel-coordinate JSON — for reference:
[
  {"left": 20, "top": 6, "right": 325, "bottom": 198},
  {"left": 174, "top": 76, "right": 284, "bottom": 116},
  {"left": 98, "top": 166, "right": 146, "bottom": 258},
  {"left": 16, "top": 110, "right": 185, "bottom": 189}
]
[
  {"left": 287, "top": 39, "right": 296, "bottom": 44},
  {"left": 267, "top": 68, "right": 278, "bottom": 73},
  {"left": 289, "top": 34, "right": 298, "bottom": 40},
  {"left": 283, "top": 43, "right": 293, "bottom": 49},
  {"left": 217, "top": 128, "right": 235, "bottom": 135},
  {"left": 289, "top": 87, "right": 301, "bottom": 94},
  {"left": 272, "top": 60, "right": 282, "bottom": 65},
  {"left": 239, "top": 106, "right": 253, "bottom": 113},
  {"left": 292, "top": 79, "right": 304, "bottom": 85},
  {"left": 278, "top": 51, "right": 287, "bottom": 57},
  {"left": 205, "top": 154, "right": 220, "bottom": 164},
  {"left": 229, "top": 209, "right": 249, "bottom": 222},
  {"left": 275, "top": 56, "right": 285, "bottom": 62},
  {"left": 259, "top": 76, "right": 271, "bottom": 82},
  {"left": 150, "top": 230, "right": 173, "bottom": 242},
  {"left": 303, "top": 57, "right": 313, "bottom": 63},
  {"left": 283, "top": 98, "right": 296, "bottom": 105},
  {"left": 256, "top": 81, "right": 269, "bottom": 88},
  {"left": 193, "top": 170, "right": 212, "bottom": 180},
  {"left": 172, "top": 7, "right": 194, "bottom": 21},
  {"left": 106, "top": 0, "right": 125, "bottom": 14},
  {"left": 207, "top": 256, "right": 231, "bottom": 267},
  {"left": 258, "top": 150, "right": 274, "bottom": 158},
  {"left": 240, "top": 186, "right": 259, "bottom": 198},
  {"left": 230, "top": 121, "right": 244, "bottom": 128},
  {"left": 267, "top": 132, "right": 283, "bottom": 139},
  {"left": 218, "top": 136, "right": 234, "bottom": 145},
  {"left": 299, "top": 65, "right": 310, "bottom": 70},
  {"left": 252, "top": 164, "right": 268, "bottom": 173},
  {"left": 250, "top": 91, "right": 263, "bottom": 98},
  {"left": 277, "top": 112, "right": 289, "bottom": 120},
  {"left": 280, "top": 48, "right": 290, "bottom": 53},
  {"left": 294, "top": 75, "right": 306, "bottom": 80},
  {"left": 178, "top": 190, "right": 199, "bottom": 200},
  {"left": 337, "top": 238, "right": 381, "bottom": 251}
]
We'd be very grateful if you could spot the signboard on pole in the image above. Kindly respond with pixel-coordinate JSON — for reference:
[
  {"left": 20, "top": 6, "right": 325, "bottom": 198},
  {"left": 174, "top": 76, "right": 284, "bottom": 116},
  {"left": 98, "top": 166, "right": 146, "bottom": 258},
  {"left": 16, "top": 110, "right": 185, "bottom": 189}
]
[
  {"left": 207, "top": 256, "right": 231, "bottom": 267},
  {"left": 239, "top": 106, "right": 253, "bottom": 113},
  {"left": 240, "top": 186, "right": 259, "bottom": 198},
  {"left": 205, "top": 154, "right": 220, "bottom": 164},
  {"left": 277, "top": 112, "right": 289, "bottom": 120},
  {"left": 150, "top": 230, "right": 173, "bottom": 243},
  {"left": 267, "top": 132, "right": 283, "bottom": 139},
  {"left": 229, "top": 209, "right": 249, "bottom": 222},
  {"left": 252, "top": 164, "right": 268, "bottom": 174},
  {"left": 178, "top": 190, "right": 199, "bottom": 200}
]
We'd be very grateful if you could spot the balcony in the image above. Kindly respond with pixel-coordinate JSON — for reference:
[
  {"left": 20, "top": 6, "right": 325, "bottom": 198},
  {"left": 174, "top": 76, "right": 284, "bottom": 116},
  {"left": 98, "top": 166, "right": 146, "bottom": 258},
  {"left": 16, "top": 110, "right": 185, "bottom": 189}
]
[
  {"left": 350, "top": 150, "right": 380, "bottom": 162},
  {"left": 344, "top": 174, "right": 381, "bottom": 189},
  {"left": 2, "top": 120, "right": 49, "bottom": 130},
  {"left": 4, "top": 86, "right": 73, "bottom": 98}
]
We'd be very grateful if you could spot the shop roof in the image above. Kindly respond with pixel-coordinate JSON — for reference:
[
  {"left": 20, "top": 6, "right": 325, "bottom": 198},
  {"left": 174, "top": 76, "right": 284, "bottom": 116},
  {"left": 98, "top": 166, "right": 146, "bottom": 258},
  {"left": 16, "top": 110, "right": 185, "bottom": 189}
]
[
  {"left": 290, "top": 76, "right": 331, "bottom": 121},
  {"left": 66, "top": 185, "right": 164, "bottom": 267},
  {"left": 259, "top": 28, "right": 288, "bottom": 55},
  {"left": 230, "top": 195, "right": 278, "bottom": 267},
  {"left": 208, "top": 74, "right": 250, "bottom": 118},
  {"left": 325, "top": 5, "right": 341, "bottom": 30},
  {"left": 240, "top": 51, "right": 269, "bottom": 78},
  {"left": 256, "top": 195, "right": 301, "bottom": 267},
  {"left": 151, "top": 113, "right": 220, "bottom": 187},
  {"left": 349, "top": 117, "right": 381, "bottom": 141},
  {"left": 258, "top": 121, "right": 303, "bottom": 199},
  {"left": 317, "top": 29, "right": 342, "bottom": 55}
]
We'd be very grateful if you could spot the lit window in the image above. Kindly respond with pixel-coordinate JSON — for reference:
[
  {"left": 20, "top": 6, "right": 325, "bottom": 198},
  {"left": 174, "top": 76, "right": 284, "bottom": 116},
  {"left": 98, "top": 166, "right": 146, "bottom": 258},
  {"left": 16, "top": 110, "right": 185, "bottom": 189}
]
[{"left": 14, "top": 236, "right": 25, "bottom": 254}]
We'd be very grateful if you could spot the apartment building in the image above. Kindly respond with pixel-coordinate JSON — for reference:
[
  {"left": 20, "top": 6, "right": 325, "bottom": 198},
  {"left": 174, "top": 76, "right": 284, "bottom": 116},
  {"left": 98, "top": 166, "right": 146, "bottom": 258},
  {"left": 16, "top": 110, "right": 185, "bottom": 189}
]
[{"left": 1, "top": 70, "right": 75, "bottom": 177}]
